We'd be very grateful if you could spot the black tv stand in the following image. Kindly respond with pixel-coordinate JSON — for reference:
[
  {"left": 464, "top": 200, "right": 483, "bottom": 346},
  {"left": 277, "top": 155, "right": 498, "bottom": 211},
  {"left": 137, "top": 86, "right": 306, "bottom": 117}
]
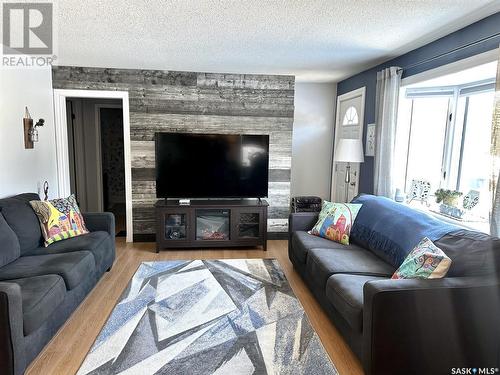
[{"left": 155, "top": 199, "right": 268, "bottom": 252}]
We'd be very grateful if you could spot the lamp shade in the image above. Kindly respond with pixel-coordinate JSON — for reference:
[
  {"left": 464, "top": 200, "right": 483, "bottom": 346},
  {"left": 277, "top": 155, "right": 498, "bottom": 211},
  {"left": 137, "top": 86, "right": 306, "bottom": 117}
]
[{"left": 334, "top": 138, "right": 364, "bottom": 163}]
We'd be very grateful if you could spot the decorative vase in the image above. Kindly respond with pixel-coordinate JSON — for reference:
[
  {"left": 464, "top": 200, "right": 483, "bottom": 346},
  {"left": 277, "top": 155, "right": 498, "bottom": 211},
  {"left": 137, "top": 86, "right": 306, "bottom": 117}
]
[{"left": 394, "top": 188, "right": 405, "bottom": 203}]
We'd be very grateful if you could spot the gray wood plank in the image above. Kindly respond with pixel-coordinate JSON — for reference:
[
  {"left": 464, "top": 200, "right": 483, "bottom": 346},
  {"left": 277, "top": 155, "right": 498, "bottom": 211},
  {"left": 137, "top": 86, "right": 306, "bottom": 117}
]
[
  {"left": 129, "top": 98, "right": 293, "bottom": 117},
  {"left": 269, "top": 169, "right": 291, "bottom": 182},
  {"left": 52, "top": 66, "right": 197, "bottom": 87},
  {"left": 197, "top": 73, "right": 294, "bottom": 90},
  {"left": 126, "top": 86, "right": 294, "bottom": 104},
  {"left": 132, "top": 168, "right": 155, "bottom": 181},
  {"left": 268, "top": 206, "right": 290, "bottom": 219},
  {"left": 129, "top": 113, "right": 292, "bottom": 138}
]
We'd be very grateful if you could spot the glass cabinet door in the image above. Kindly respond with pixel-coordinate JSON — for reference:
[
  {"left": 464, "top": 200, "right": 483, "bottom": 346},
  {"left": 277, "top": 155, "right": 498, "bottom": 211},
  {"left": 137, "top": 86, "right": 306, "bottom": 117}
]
[
  {"left": 164, "top": 212, "right": 188, "bottom": 241},
  {"left": 236, "top": 211, "right": 261, "bottom": 239}
]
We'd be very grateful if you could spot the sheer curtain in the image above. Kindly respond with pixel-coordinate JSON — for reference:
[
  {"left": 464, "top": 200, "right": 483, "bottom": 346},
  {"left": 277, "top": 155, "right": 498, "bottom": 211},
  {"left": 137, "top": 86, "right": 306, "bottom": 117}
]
[
  {"left": 374, "top": 67, "right": 403, "bottom": 198},
  {"left": 490, "top": 48, "right": 500, "bottom": 236}
]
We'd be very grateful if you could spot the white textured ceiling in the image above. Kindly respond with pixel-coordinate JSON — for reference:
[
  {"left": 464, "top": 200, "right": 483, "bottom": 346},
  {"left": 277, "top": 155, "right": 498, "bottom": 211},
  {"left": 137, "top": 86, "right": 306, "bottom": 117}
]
[{"left": 54, "top": 0, "right": 500, "bottom": 82}]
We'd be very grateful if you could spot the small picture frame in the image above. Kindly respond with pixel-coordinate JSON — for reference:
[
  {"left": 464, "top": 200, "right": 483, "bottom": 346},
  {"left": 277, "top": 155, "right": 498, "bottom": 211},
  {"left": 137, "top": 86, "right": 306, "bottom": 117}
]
[{"left": 365, "top": 123, "right": 375, "bottom": 157}]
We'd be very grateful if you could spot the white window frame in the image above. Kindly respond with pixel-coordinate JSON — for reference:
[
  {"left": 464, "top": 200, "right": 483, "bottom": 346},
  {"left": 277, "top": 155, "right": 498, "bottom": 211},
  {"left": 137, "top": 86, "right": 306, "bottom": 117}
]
[
  {"left": 403, "top": 78, "right": 496, "bottom": 192},
  {"left": 399, "top": 49, "right": 498, "bottom": 193},
  {"left": 401, "top": 49, "right": 499, "bottom": 87}
]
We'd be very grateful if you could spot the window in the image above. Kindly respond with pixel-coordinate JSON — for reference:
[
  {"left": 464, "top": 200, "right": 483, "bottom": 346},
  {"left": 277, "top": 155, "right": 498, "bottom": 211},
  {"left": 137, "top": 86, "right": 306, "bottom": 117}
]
[
  {"left": 454, "top": 91, "right": 495, "bottom": 219},
  {"left": 395, "top": 61, "right": 497, "bottom": 228},
  {"left": 342, "top": 106, "right": 359, "bottom": 125},
  {"left": 405, "top": 96, "right": 450, "bottom": 191}
]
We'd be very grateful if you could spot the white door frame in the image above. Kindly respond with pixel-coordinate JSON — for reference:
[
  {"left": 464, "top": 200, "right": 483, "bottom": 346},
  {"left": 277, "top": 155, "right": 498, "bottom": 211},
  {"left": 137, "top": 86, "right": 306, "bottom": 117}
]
[
  {"left": 53, "top": 89, "right": 133, "bottom": 243},
  {"left": 331, "top": 86, "right": 366, "bottom": 201}
]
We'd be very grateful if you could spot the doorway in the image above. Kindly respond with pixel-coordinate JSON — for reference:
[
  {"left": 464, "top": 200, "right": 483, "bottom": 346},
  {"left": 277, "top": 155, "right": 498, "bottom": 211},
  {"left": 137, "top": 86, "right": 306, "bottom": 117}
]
[
  {"left": 53, "top": 89, "right": 133, "bottom": 242},
  {"left": 66, "top": 98, "right": 126, "bottom": 236},
  {"left": 331, "top": 87, "right": 366, "bottom": 202}
]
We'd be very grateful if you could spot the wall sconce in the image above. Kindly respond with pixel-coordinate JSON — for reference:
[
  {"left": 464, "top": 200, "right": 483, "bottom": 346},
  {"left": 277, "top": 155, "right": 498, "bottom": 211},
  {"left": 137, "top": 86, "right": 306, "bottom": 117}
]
[{"left": 23, "top": 107, "right": 44, "bottom": 149}]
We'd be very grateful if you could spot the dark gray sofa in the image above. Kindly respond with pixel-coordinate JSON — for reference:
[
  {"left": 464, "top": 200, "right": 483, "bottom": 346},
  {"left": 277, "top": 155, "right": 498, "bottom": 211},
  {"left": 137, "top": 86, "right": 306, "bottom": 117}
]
[
  {"left": 289, "top": 197, "right": 500, "bottom": 375},
  {"left": 0, "top": 193, "right": 115, "bottom": 375}
]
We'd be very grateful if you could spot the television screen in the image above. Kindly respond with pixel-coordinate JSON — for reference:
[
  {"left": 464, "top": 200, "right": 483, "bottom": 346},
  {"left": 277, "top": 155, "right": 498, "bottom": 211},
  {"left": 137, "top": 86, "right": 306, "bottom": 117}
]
[{"left": 155, "top": 133, "right": 269, "bottom": 198}]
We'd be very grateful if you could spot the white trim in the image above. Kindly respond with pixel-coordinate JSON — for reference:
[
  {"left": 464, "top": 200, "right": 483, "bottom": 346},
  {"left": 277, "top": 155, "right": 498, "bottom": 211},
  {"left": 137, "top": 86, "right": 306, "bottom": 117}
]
[
  {"left": 402, "top": 48, "right": 499, "bottom": 87},
  {"left": 331, "top": 86, "right": 366, "bottom": 201},
  {"left": 53, "top": 89, "right": 133, "bottom": 243},
  {"left": 53, "top": 93, "right": 71, "bottom": 198}
]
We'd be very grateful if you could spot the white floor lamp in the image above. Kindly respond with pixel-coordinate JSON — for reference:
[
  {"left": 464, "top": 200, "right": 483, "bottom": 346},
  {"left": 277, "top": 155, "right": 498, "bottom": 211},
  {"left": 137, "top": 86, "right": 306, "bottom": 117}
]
[{"left": 334, "top": 139, "right": 365, "bottom": 202}]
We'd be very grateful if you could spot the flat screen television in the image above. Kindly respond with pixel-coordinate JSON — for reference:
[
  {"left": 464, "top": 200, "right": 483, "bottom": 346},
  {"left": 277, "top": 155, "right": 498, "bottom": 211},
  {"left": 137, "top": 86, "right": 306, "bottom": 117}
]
[{"left": 155, "top": 132, "right": 269, "bottom": 198}]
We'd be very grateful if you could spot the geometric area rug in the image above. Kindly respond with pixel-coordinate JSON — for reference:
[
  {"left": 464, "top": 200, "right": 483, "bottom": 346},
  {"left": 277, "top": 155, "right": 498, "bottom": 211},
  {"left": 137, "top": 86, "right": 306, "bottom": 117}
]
[{"left": 77, "top": 259, "right": 338, "bottom": 374}]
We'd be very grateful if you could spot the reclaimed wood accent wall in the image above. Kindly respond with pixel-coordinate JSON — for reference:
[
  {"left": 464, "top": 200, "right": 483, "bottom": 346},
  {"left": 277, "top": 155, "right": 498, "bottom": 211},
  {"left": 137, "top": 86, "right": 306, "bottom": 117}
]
[{"left": 52, "top": 67, "right": 294, "bottom": 237}]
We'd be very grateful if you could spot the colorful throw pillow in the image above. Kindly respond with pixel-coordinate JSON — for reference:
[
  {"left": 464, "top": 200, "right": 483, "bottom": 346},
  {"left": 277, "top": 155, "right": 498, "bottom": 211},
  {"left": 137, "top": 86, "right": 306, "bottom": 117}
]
[
  {"left": 30, "top": 195, "right": 88, "bottom": 247},
  {"left": 308, "top": 201, "right": 362, "bottom": 245},
  {"left": 392, "top": 237, "right": 451, "bottom": 279}
]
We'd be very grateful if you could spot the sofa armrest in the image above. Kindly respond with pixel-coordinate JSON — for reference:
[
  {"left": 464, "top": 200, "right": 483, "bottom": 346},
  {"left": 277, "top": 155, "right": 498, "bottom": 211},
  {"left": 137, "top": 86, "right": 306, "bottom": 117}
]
[
  {"left": 82, "top": 212, "right": 115, "bottom": 236},
  {"left": 363, "top": 277, "right": 500, "bottom": 374},
  {"left": 288, "top": 212, "right": 319, "bottom": 234},
  {"left": 0, "top": 282, "right": 25, "bottom": 375}
]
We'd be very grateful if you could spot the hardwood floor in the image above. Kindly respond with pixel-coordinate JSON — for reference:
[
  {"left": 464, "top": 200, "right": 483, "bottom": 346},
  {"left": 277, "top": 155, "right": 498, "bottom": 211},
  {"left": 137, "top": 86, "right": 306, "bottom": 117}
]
[{"left": 26, "top": 239, "right": 364, "bottom": 375}]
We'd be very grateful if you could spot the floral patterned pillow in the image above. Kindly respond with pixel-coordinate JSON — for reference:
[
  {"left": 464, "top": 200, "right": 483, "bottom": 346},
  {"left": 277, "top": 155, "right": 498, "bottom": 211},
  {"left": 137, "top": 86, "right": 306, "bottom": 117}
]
[
  {"left": 308, "top": 201, "right": 362, "bottom": 245},
  {"left": 392, "top": 237, "right": 452, "bottom": 279},
  {"left": 30, "top": 195, "right": 89, "bottom": 247}
]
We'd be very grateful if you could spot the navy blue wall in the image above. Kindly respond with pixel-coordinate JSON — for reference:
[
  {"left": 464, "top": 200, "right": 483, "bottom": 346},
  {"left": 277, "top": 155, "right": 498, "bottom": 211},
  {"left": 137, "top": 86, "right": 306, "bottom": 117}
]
[{"left": 337, "top": 12, "right": 500, "bottom": 195}]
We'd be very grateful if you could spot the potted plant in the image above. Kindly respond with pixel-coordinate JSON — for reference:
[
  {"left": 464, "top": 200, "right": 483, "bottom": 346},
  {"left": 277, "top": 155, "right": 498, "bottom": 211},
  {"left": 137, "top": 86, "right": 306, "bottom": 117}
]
[
  {"left": 434, "top": 189, "right": 463, "bottom": 206},
  {"left": 434, "top": 189, "right": 464, "bottom": 219}
]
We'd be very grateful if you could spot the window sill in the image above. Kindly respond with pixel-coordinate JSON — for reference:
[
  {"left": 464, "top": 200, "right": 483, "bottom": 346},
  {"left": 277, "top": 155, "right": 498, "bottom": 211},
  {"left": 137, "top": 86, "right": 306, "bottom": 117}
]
[{"left": 404, "top": 201, "right": 490, "bottom": 234}]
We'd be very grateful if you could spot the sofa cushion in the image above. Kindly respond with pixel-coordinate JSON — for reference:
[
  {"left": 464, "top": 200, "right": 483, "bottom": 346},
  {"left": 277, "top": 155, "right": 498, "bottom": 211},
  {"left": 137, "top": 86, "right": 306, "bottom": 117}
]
[
  {"left": 25, "top": 231, "right": 111, "bottom": 269},
  {"left": 326, "top": 274, "right": 388, "bottom": 332},
  {"left": 306, "top": 247, "right": 395, "bottom": 291},
  {"left": 0, "top": 251, "right": 95, "bottom": 290},
  {"left": 9, "top": 275, "right": 66, "bottom": 335},
  {"left": 434, "top": 230, "right": 500, "bottom": 277},
  {"left": 350, "top": 194, "right": 460, "bottom": 268},
  {"left": 291, "top": 231, "right": 346, "bottom": 264},
  {"left": 0, "top": 212, "right": 20, "bottom": 267},
  {"left": 0, "top": 193, "right": 43, "bottom": 253}
]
